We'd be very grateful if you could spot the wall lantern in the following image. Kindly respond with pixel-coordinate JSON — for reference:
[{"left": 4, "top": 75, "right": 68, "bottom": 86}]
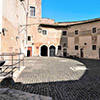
[
  {"left": 2, "top": 28, "right": 8, "bottom": 36},
  {"left": 38, "top": 27, "right": 42, "bottom": 33},
  {"left": 16, "top": 36, "right": 19, "bottom": 41}
]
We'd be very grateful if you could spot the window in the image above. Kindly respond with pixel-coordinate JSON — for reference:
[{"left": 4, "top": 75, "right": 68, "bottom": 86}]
[
  {"left": 75, "top": 46, "right": 79, "bottom": 50},
  {"left": 75, "top": 30, "right": 78, "bottom": 35},
  {"left": 92, "top": 28, "right": 96, "bottom": 33},
  {"left": 63, "top": 43, "right": 67, "bottom": 47},
  {"left": 62, "top": 31, "right": 67, "bottom": 36},
  {"left": 42, "top": 30, "right": 47, "bottom": 35},
  {"left": 30, "top": 6, "right": 35, "bottom": 16},
  {"left": 58, "top": 45, "right": 61, "bottom": 50},
  {"left": 92, "top": 45, "right": 96, "bottom": 50},
  {"left": 28, "top": 36, "right": 31, "bottom": 41},
  {"left": 84, "top": 43, "right": 87, "bottom": 45}
]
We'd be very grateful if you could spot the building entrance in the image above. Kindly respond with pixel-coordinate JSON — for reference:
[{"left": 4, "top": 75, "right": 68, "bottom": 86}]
[
  {"left": 41, "top": 45, "right": 48, "bottom": 56},
  {"left": 63, "top": 49, "right": 67, "bottom": 57},
  {"left": 27, "top": 47, "right": 32, "bottom": 57},
  {"left": 99, "top": 48, "right": 100, "bottom": 59},
  {"left": 80, "top": 48, "right": 84, "bottom": 58},
  {"left": 49, "top": 46, "right": 55, "bottom": 57}
]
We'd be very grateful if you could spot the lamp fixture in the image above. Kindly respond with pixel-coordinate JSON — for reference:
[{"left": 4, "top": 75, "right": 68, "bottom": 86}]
[
  {"left": 2, "top": 28, "right": 8, "bottom": 36},
  {"left": 38, "top": 27, "right": 42, "bottom": 33}
]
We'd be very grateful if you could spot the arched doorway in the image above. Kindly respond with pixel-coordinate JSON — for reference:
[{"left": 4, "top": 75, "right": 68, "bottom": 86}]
[
  {"left": 49, "top": 45, "right": 56, "bottom": 57},
  {"left": 41, "top": 45, "right": 48, "bottom": 56}
]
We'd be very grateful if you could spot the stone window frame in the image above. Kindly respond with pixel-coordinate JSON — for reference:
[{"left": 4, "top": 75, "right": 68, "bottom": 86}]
[
  {"left": 27, "top": 36, "right": 31, "bottom": 41},
  {"left": 42, "top": 30, "right": 48, "bottom": 35},
  {"left": 92, "top": 27, "right": 97, "bottom": 34},
  {"left": 92, "top": 45, "right": 96, "bottom": 50},
  {"left": 58, "top": 45, "right": 62, "bottom": 50},
  {"left": 62, "top": 31, "right": 67, "bottom": 36},
  {"left": 75, "top": 45, "right": 79, "bottom": 50},
  {"left": 75, "top": 30, "right": 79, "bottom": 35},
  {"left": 29, "top": 6, "right": 36, "bottom": 17}
]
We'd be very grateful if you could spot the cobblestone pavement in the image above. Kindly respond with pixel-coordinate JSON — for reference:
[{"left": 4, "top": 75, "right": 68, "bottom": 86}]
[
  {"left": 0, "top": 88, "right": 52, "bottom": 100},
  {"left": 16, "top": 57, "right": 86, "bottom": 83},
  {"left": 1, "top": 57, "right": 100, "bottom": 100}
]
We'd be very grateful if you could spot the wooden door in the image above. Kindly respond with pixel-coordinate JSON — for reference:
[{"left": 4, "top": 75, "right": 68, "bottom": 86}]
[{"left": 27, "top": 47, "right": 32, "bottom": 57}]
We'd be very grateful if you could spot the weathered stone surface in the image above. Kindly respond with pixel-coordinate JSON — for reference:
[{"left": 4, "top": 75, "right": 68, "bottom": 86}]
[
  {"left": 0, "top": 88, "right": 52, "bottom": 100},
  {"left": 1, "top": 77, "right": 14, "bottom": 86},
  {"left": 16, "top": 57, "right": 85, "bottom": 84},
  {"left": 1, "top": 57, "right": 100, "bottom": 100}
]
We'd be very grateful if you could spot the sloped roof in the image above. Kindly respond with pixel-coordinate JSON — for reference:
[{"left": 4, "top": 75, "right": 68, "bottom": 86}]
[{"left": 39, "top": 17, "right": 100, "bottom": 28}]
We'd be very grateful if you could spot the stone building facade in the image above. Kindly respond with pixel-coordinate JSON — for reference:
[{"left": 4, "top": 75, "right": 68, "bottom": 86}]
[
  {"left": 39, "top": 19, "right": 100, "bottom": 59},
  {"left": 1, "top": 0, "right": 27, "bottom": 54},
  {"left": 1, "top": 0, "right": 100, "bottom": 59}
]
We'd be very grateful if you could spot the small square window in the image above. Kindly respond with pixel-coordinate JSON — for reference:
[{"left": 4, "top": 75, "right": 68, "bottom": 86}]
[
  {"left": 63, "top": 43, "right": 67, "bottom": 47},
  {"left": 62, "top": 31, "right": 67, "bottom": 36},
  {"left": 30, "top": 6, "right": 35, "bottom": 16},
  {"left": 92, "top": 45, "right": 96, "bottom": 50},
  {"left": 75, "top": 30, "right": 78, "bottom": 35},
  {"left": 92, "top": 28, "right": 96, "bottom": 33},
  {"left": 28, "top": 36, "right": 31, "bottom": 41},
  {"left": 42, "top": 30, "right": 47, "bottom": 35},
  {"left": 75, "top": 46, "right": 78, "bottom": 50},
  {"left": 58, "top": 45, "right": 61, "bottom": 50}
]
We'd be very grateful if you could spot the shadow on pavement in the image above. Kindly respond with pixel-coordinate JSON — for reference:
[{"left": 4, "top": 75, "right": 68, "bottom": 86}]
[{"left": 1, "top": 57, "right": 100, "bottom": 100}]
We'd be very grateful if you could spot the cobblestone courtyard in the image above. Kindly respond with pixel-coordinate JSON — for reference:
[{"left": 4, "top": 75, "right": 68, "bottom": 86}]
[
  {"left": 16, "top": 57, "right": 86, "bottom": 84},
  {"left": 1, "top": 57, "right": 100, "bottom": 100}
]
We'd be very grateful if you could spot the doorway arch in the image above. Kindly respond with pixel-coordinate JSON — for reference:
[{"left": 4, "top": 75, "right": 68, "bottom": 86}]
[
  {"left": 49, "top": 45, "right": 56, "bottom": 57},
  {"left": 41, "top": 45, "right": 48, "bottom": 56}
]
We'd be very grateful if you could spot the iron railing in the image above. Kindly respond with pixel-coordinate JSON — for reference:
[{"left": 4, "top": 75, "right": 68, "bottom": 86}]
[{"left": 0, "top": 53, "right": 25, "bottom": 78}]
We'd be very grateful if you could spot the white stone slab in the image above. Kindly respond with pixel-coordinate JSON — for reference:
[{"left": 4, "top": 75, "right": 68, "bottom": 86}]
[{"left": 70, "top": 66, "right": 88, "bottom": 71}]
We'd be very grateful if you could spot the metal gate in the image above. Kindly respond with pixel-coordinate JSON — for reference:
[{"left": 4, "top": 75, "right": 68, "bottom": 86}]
[{"left": 50, "top": 46, "right": 55, "bottom": 57}]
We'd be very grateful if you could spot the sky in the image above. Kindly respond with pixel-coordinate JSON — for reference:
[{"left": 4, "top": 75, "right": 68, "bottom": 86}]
[{"left": 42, "top": 0, "right": 100, "bottom": 22}]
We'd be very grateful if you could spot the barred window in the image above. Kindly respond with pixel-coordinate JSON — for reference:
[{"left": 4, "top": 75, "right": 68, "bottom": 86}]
[
  {"left": 62, "top": 31, "right": 67, "bottom": 36},
  {"left": 92, "top": 28, "right": 96, "bottom": 33},
  {"left": 75, "top": 45, "right": 79, "bottom": 50},
  {"left": 30, "top": 6, "right": 35, "bottom": 16},
  {"left": 75, "top": 30, "right": 78, "bottom": 35},
  {"left": 42, "top": 30, "right": 47, "bottom": 35},
  {"left": 28, "top": 36, "right": 31, "bottom": 41},
  {"left": 92, "top": 45, "right": 96, "bottom": 50},
  {"left": 58, "top": 45, "right": 61, "bottom": 50}
]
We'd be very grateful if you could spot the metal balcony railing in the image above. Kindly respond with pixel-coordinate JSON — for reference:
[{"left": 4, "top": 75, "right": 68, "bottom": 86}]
[{"left": 0, "top": 53, "right": 25, "bottom": 78}]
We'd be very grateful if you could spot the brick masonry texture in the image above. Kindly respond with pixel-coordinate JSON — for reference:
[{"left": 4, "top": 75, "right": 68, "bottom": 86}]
[{"left": 1, "top": 57, "right": 100, "bottom": 100}]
